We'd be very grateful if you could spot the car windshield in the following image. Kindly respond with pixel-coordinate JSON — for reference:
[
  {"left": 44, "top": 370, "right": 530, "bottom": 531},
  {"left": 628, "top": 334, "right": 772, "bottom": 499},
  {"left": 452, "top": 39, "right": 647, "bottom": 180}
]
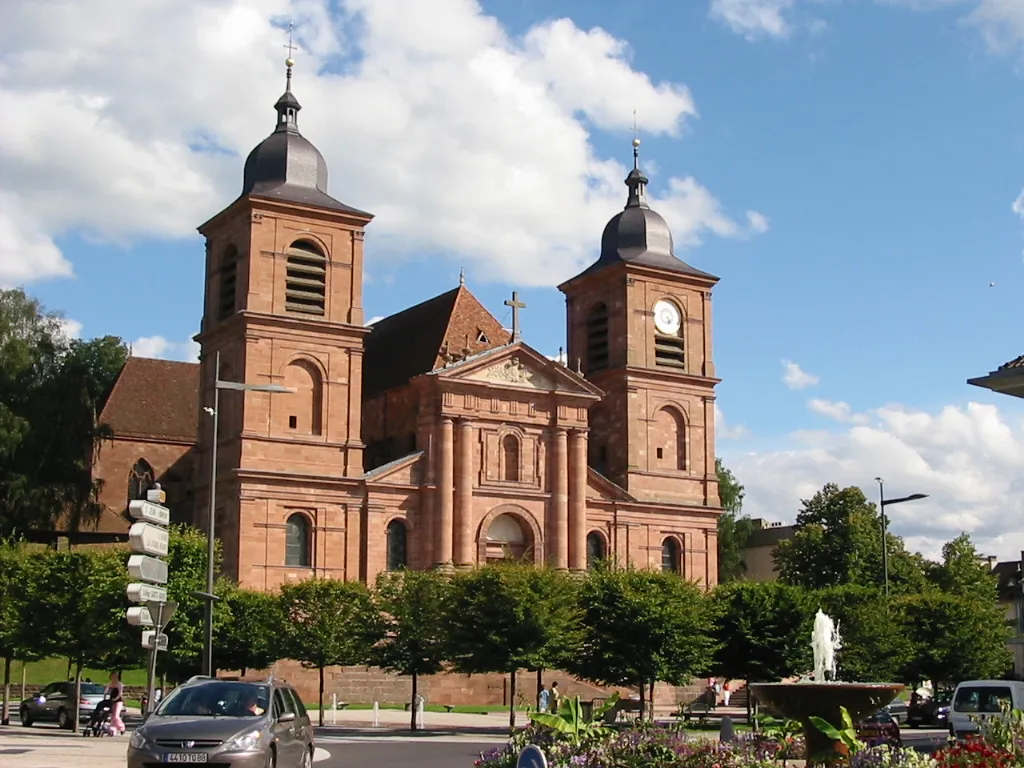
[
  {"left": 954, "top": 686, "right": 1012, "bottom": 714},
  {"left": 81, "top": 684, "right": 106, "bottom": 695},
  {"left": 153, "top": 682, "right": 270, "bottom": 718}
]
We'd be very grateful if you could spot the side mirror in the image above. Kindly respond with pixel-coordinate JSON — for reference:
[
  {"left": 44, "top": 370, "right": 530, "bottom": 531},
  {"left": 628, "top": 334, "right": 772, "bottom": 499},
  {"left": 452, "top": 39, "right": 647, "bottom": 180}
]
[{"left": 278, "top": 712, "right": 296, "bottom": 724}]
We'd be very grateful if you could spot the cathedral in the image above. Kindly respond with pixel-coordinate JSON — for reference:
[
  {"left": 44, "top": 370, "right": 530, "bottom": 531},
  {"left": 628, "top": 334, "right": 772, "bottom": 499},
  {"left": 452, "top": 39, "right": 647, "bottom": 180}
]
[{"left": 82, "top": 60, "right": 724, "bottom": 590}]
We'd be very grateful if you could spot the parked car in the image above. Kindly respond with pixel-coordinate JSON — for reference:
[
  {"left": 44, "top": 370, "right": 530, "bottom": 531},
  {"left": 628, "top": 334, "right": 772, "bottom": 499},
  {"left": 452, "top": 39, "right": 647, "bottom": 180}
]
[
  {"left": 857, "top": 709, "right": 902, "bottom": 748},
  {"left": 127, "top": 676, "right": 314, "bottom": 768},
  {"left": 949, "top": 680, "right": 1024, "bottom": 739},
  {"left": 907, "top": 693, "right": 951, "bottom": 729},
  {"left": 19, "top": 681, "right": 107, "bottom": 729},
  {"left": 885, "top": 697, "right": 908, "bottom": 726}
]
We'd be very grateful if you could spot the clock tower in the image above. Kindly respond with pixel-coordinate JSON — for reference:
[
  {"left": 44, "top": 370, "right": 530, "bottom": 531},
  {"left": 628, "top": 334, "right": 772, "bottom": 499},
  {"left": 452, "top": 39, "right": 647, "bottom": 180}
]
[{"left": 559, "top": 140, "right": 721, "bottom": 508}]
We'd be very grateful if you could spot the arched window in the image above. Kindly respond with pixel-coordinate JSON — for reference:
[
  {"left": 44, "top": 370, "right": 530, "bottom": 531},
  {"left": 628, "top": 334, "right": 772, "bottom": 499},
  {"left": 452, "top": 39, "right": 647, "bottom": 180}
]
[
  {"left": 586, "top": 303, "right": 610, "bottom": 373},
  {"left": 281, "top": 359, "right": 324, "bottom": 436},
  {"left": 653, "top": 406, "right": 686, "bottom": 471},
  {"left": 502, "top": 434, "right": 520, "bottom": 482},
  {"left": 285, "top": 514, "right": 312, "bottom": 567},
  {"left": 218, "top": 245, "right": 239, "bottom": 321},
  {"left": 485, "top": 513, "right": 529, "bottom": 562},
  {"left": 127, "top": 460, "right": 155, "bottom": 503},
  {"left": 285, "top": 240, "right": 327, "bottom": 316},
  {"left": 586, "top": 532, "right": 606, "bottom": 569},
  {"left": 661, "top": 537, "right": 681, "bottom": 574},
  {"left": 386, "top": 519, "right": 407, "bottom": 571}
]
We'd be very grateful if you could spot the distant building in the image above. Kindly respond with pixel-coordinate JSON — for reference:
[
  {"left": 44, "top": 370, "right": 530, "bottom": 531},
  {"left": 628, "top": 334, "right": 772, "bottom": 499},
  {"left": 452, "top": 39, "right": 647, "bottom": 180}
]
[
  {"left": 740, "top": 518, "right": 796, "bottom": 581},
  {"left": 992, "top": 553, "right": 1024, "bottom": 680}
]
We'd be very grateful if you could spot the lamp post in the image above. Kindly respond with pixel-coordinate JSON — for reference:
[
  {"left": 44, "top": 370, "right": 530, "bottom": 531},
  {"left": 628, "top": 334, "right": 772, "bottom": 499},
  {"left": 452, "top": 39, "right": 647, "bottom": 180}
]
[
  {"left": 200, "top": 350, "right": 293, "bottom": 676},
  {"left": 873, "top": 477, "right": 928, "bottom": 599}
]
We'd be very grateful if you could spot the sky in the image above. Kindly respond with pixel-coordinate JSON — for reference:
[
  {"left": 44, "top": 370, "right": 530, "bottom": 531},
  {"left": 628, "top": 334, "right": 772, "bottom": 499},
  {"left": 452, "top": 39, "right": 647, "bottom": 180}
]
[{"left": 4, "top": 0, "right": 1024, "bottom": 562}]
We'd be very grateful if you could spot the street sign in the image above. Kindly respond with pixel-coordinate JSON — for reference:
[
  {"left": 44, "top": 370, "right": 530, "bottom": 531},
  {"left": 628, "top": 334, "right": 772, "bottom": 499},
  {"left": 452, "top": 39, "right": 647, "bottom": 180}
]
[
  {"left": 129, "top": 522, "right": 169, "bottom": 557},
  {"left": 127, "top": 554, "right": 168, "bottom": 585},
  {"left": 517, "top": 745, "right": 547, "bottom": 768},
  {"left": 146, "top": 600, "right": 178, "bottom": 626},
  {"left": 126, "top": 606, "right": 153, "bottom": 627},
  {"left": 142, "top": 631, "right": 169, "bottom": 651},
  {"left": 128, "top": 500, "right": 171, "bottom": 526},
  {"left": 126, "top": 583, "right": 167, "bottom": 604}
]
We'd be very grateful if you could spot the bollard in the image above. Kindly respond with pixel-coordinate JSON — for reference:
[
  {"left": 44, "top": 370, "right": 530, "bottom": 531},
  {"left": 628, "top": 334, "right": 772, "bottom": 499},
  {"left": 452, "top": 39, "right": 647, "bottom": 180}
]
[
  {"left": 719, "top": 715, "right": 736, "bottom": 743},
  {"left": 416, "top": 696, "right": 425, "bottom": 730},
  {"left": 332, "top": 694, "right": 337, "bottom": 725},
  {"left": 373, "top": 700, "right": 380, "bottom": 728}
]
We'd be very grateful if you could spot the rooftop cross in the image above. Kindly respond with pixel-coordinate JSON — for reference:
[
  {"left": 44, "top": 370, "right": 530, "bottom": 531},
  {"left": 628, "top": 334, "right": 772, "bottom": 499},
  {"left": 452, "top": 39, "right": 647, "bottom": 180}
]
[
  {"left": 504, "top": 291, "right": 526, "bottom": 343},
  {"left": 284, "top": 21, "right": 298, "bottom": 62}
]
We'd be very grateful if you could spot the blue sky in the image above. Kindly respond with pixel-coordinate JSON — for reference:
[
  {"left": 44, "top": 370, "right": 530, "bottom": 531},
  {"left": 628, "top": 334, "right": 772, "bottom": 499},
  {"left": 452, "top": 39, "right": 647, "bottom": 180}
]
[{"left": 5, "top": 0, "right": 1024, "bottom": 559}]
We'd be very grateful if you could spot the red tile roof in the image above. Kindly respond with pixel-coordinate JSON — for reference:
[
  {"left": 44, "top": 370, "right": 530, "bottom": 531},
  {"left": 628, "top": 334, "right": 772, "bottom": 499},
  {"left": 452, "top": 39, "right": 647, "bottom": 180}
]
[
  {"left": 98, "top": 357, "right": 199, "bottom": 441},
  {"left": 363, "top": 285, "right": 510, "bottom": 397}
]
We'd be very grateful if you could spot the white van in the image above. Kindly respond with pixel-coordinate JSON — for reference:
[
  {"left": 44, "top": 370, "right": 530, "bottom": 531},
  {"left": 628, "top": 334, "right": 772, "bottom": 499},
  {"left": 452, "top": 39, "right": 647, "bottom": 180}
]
[{"left": 949, "top": 680, "right": 1024, "bottom": 737}]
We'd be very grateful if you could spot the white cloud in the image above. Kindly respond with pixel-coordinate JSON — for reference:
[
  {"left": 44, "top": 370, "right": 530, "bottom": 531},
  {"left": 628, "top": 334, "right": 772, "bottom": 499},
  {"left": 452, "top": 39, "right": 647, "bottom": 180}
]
[
  {"left": 746, "top": 210, "right": 771, "bottom": 234},
  {"left": 807, "top": 398, "right": 869, "bottom": 424},
  {"left": 716, "top": 403, "right": 749, "bottom": 439},
  {"left": 0, "top": 0, "right": 765, "bottom": 289},
  {"left": 130, "top": 335, "right": 200, "bottom": 363},
  {"left": 727, "top": 400, "right": 1024, "bottom": 561},
  {"left": 56, "top": 317, "right": 83, "bottom": 340},
  {"left": 0, "top": 191, "right": 73, "bottom": 286},
  {"left": 709, "top": 0, "right": 798, "bottom": 40},
  {"left": 782, "top": 359, "right": 820, "bottom": 390}
]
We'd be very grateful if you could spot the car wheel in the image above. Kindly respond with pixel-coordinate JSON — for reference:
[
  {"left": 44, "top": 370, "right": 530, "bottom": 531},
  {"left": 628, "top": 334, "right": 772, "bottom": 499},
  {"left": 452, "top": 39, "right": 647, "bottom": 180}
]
[
  {"left": 19, "top": 706, "right": 32, "bottom": 727},
  {"left": 57, "top": 708, "right": 71, "bottom": 730},
  {"left": 300, "top": 746, "right": 313, "bottom": 768}
]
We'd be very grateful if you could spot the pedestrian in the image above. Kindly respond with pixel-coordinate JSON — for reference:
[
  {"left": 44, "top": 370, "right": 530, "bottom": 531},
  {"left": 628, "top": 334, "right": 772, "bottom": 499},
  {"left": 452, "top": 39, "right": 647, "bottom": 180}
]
[
  {"left": 538, "top": 685, "right": 551, "bottom": 713},
  {"left": 550, "top": 681, "right": 561, "bottom": 713},
  {"left": 723, "top": 681, "right": 732, "bottom": 707},
  {"left": 110, "top": 688, "right": 125, "bottom": 736}
]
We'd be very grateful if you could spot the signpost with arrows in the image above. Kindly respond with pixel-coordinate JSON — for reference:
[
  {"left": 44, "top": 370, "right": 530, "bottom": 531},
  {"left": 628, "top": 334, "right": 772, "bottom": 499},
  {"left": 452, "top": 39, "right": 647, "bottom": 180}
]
[{"left": 126, "top": 485, "right": 176, "bottom": 714}]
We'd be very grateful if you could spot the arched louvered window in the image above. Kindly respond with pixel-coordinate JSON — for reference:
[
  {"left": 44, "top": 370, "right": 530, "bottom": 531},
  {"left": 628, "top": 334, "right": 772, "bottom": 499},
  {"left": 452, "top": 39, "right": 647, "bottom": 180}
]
[
  {"left": 285, "top": 514, "right": 312, "bottom": 567},
  {"left": 285, "top": 240, "right": 327, "bottom": 316},
  {"left": 218, "top": 245, "right": 239, "bottom": 321},
  {"left": 586, "top": 303, "right": 609, "bottom": 373},
  {"left": 386, "top": 519, "right": 407, "bottom": 571}
]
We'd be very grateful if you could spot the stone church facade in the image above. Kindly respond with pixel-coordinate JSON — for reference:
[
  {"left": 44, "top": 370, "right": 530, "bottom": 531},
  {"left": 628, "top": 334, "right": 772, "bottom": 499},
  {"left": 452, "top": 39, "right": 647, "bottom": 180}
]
[{"left": 81, "top": 62, "right": 723, "bottom": 599}]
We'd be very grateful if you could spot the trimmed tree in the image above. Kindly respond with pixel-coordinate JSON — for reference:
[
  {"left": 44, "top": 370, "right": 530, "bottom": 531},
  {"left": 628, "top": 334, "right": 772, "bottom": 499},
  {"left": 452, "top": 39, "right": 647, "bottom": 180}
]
[
  {"left": 0, "top": 541, "right": 36, "bottom": 725},
  {"left": 446, "top": 564, "right": 581, "bottom": 730},
  {"left": 214, "top": 587, "right": 285, "bottom": 676},
  {"left": 280, "top": 578, "right": 376, "bottom": 726},
  {"left": 371, "top": 569, "right": 452, "bottom": 730}
]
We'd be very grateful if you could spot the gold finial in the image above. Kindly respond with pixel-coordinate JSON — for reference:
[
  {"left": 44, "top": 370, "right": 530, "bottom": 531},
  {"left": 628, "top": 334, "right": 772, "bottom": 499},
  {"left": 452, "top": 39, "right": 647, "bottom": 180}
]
[{"left": 632, "top": 137, "right": 640, "bottom": 148}]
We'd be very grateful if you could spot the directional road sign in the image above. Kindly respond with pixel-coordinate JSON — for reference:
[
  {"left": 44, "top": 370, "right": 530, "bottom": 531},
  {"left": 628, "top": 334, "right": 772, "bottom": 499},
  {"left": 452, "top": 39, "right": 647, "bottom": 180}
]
[
  {"left": 128, "top": 499, "right": 170, "bottom": 526},
  {"left": 126, "top": 606, "right": 153, "bottom": 627},
  {"left": 126, "top": 583, "right": 168, "bottom": 604},
  {"left": 142, "top": 631, "right": 169, "bottom": 652},
  {"left": 129, "top": 522, "right": 169, "bottom": 557},
  {"left": 127, "top": 554, "right": 168, "bottom": 585}
]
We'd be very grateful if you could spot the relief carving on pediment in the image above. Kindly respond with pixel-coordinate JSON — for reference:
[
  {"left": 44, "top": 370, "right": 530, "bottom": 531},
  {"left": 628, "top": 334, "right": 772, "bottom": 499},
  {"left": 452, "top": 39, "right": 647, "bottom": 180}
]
[{"left": 475, "top": 357, "right": 553, "bottom": 390}]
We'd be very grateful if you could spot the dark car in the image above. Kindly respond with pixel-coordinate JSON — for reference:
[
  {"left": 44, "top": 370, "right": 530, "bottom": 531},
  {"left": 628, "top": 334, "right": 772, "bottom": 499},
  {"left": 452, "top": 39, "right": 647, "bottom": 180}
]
[
  {"left": 127, "top": 676, "right": 314, "bottom": 768},
  {"left": 908, "top": 693, "right": 951, "bottom": 729},
  {"left": 857, "top": 710, "right": 902, "bottom": 748},
  {"left": 885, "top": 697, "right": 908, "bottom": 726},
  {"left": 19, "top": 681, "right": 107, "bottom": 729}
]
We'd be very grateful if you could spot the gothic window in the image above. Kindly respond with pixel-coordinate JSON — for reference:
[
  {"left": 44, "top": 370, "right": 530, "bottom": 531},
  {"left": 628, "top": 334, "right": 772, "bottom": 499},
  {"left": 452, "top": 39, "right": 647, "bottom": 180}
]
[
  {"left": 586, "top": 532, "right": 606, "bottom": 569},
  {"left": 285, "top": 240, "right": 327, "bottom": 316},
  {"left": 218, "top": 245, "right": 239, "bottom": 321},
  {"left": 502, "top": 434, "right": 520, "bottom": 482},
  {"left": 127, "top": 460, "right": 155, "bottom": 504},
  {"left": 585, "top": 303, "right": 610, "bottom": 373},
  {"left": 282, "top": 359, "right": 324, "bottom": 436},
  {"left": 661, "top": 537, "right": 681, "bottom": 574},
  {"left": 285, "top": 513, "right": 312, "bottom": 567},
  {"left": 386, "top": 519, "right": 407, "bottom": 571},
  {"left": 653, "top": 407, "right": 686, "bottom": 471}
]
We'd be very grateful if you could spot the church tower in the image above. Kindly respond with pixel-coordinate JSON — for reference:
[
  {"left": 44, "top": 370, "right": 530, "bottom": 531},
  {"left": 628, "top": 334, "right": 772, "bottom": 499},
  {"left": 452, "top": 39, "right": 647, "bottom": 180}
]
[
  {"left": 193, "top": 56, "right": 373, "bottom": 581},
  {"left": 559, "top": 140, "right": 720, "bottom": 508}
]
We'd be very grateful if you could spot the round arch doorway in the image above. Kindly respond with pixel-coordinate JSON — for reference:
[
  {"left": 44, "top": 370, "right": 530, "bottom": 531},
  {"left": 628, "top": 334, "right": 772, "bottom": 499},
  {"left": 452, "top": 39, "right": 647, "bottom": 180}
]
[{"left": 484, "top": 512, "right": 533, "bottom": 563}]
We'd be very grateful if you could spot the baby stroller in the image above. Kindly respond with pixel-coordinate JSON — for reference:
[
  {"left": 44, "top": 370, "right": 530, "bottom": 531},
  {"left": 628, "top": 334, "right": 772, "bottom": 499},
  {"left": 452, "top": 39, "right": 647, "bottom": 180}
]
[{"left": 83, "top": 698, "right": 115, "bottom": 737}]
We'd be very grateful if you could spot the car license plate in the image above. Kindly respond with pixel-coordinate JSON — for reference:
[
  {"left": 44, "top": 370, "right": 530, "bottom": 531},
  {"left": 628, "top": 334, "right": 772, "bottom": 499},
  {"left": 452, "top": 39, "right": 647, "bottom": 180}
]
[{"left": 165, "top": 754, "right": 208, "bottom": 763}]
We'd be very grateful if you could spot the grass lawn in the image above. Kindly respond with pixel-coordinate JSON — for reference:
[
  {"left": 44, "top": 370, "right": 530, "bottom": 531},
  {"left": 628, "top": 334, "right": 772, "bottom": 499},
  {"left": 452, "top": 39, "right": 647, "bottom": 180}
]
[{"left": 5, "top": 658, "right": 148, "bottom": 687}]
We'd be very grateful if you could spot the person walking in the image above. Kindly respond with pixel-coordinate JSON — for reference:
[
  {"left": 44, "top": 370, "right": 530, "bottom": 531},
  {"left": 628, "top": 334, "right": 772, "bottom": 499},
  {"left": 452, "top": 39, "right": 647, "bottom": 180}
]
[
  {"left": 723, "top": 680, "right": 732, "bottom": 707},
  {"left": 538, "top": 685, "right": 551, "bottom": 713},
  {"left": 550, "top": 682, "right": 561, "bottom": 713}
]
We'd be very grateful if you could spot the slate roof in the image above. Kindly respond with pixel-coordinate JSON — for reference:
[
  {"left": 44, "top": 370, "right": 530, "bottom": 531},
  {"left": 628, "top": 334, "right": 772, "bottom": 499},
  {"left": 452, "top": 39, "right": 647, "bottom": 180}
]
[
  {"left": 363, "top": 285, "right": 510, "bottom": 398},
  {"left": 98, "top": 357, "right": 200, "bottom": 442}
]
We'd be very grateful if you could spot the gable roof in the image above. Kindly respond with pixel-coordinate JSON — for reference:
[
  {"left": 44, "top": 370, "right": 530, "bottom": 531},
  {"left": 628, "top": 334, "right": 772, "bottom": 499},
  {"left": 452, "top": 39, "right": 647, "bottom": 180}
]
[
  {"left": 363, "top": 285, "right": 510, "bottom": 397},
  {"left": 99, "top": 357, "right": 199, "bottom": 442}
]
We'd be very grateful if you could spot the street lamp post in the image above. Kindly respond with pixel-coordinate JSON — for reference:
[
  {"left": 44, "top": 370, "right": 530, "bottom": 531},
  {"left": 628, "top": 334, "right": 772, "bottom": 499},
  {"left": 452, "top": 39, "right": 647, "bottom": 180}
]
[
  {"left": 873, "top": 477, "right": 928, "bottom": 599},
  {"left": 200, "top": 350, "right": 293, "bottom": 677}
]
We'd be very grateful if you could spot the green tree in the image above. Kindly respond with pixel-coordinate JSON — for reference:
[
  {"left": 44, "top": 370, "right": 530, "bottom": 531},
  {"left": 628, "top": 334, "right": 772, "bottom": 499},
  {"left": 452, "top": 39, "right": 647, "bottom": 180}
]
[
  {"left": 716, "top": 458, "right": 754, "bottom": 583},
  {"left": 710, "top": 581, "right": 812, "bottom": 718},
  {"left": 280, "top": 579, "right": 376, "bottom": 726},
  {"left": 817, "top": 585, "right": 914, "bottom": 683},
  {"left": 446, "top": 564, "right": 581, "bottom": 729},
  {"left": 214, "top": 588, "right": 285, "bottom": 676},
  {"left": 371, "top": 569, "right": 452, "bottom": 731},
  {"left": 566, "top": 566, "right": 716, "bottom": 720},
  {"left": 775, "top": 484, "right": 926, "bottom": 592},
  {"left": 927, "top": 533, "right": 998, "bottom": 600},
  {"left": 0, "top": 541, "right": 37, "bottom": 725},
  {"left": 901, "top": 592, "right": 1012, "bottom": 686}
]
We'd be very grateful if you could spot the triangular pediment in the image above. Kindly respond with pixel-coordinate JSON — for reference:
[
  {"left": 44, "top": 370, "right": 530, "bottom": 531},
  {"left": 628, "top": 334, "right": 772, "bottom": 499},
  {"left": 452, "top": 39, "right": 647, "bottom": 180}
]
[{"left": 434, "top": 343, "right": 602, "bottom": 397}]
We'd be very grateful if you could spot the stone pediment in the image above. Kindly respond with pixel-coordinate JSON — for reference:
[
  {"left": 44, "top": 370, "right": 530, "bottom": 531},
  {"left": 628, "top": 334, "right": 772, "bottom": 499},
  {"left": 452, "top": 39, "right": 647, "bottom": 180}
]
[{"left": 465, "top": 356, "right": 555, "bottom": 390}]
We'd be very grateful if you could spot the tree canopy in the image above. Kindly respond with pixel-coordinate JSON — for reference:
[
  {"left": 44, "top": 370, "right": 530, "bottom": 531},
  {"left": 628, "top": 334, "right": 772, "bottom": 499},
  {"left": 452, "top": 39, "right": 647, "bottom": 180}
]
[
  {"left": 716, "top": 458, "right": 754, "bottom": 583},
  {"left": 927, "top": 533, "right": 998, "bottom": 600}
]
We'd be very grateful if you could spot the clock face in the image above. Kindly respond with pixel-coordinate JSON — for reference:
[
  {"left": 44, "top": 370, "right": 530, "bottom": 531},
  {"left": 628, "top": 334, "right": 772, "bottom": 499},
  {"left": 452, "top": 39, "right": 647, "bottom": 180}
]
[{"left": 653, "top": 300, "right": 681, "bottom": 335}]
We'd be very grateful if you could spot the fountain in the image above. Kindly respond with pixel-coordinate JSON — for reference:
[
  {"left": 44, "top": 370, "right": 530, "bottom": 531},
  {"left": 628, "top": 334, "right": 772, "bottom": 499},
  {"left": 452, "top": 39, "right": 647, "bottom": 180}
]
[{"left": 750, "top": 610, "right": 904, "bottom": 759}]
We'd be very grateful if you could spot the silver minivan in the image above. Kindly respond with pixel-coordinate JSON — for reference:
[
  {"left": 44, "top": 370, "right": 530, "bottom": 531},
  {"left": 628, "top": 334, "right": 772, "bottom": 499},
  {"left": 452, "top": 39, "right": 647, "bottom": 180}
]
[{"left": 948, "top": 680, "right": 1024, "bottom": 738}]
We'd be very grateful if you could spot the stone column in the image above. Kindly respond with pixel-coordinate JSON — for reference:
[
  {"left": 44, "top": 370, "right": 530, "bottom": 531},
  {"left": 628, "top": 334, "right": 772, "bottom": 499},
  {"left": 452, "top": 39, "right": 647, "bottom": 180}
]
[
  {"left": 551, "top": 427, "right": 569, "bottom": 569},
  {"left": 437, "top": 417, "right": 454, "bottom": 565},
  {"left": 568, "top": 429, "right": 588, "bottom": 570},
  {"left": 454, "top": 418, "right": 474, "bottom": 566}
]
